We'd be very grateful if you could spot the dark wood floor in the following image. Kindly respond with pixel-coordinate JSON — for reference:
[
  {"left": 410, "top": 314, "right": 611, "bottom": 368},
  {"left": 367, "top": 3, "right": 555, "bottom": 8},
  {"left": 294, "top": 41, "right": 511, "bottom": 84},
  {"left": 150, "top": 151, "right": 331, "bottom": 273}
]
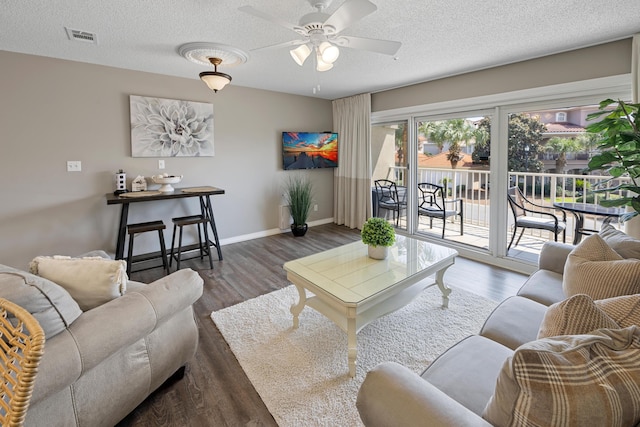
[{"left": 117, "top": 223, "right": 527, "bottom": 427}]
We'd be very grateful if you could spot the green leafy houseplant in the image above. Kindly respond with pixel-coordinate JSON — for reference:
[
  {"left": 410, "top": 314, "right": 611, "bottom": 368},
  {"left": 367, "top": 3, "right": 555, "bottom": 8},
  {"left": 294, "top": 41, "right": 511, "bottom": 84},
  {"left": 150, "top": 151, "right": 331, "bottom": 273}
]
[
  {"left": 284, "top": 174, "right": 314, "bottom": 235},
  {"left": 586, "top": 99, "right": 640, "bottom": 221},
  {"left": 361, "top": 217, "right": 396, "bottom": 247}
]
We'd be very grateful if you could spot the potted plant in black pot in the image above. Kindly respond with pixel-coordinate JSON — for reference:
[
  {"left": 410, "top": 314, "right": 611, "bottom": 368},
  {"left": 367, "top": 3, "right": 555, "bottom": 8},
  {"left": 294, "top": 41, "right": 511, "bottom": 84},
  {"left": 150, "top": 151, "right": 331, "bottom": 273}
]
[
  {"left": 586, "top": 99, "right": 640, "bottom": 224},
  {"left": 284, "top": 174, "right": 314, "bottom": 237},
  {"left": 361, "top": 217, "right": 396, "bottom": 259}
]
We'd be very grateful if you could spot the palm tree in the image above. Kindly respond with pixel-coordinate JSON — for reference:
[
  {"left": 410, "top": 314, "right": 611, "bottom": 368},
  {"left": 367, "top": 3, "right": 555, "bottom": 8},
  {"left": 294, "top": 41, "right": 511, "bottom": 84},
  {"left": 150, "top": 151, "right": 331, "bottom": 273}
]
[
  {"left": 575, "top": 132, "right": 600, "bottom": 157},
  {"left": 419, "top": 121, "right": 448, "bottom": 153},
  {"left": 545, "top": 137, "right": 582, "bottom": 173},
  {"left": 444, "top": 119, "right": 475, "bottom": 168}
]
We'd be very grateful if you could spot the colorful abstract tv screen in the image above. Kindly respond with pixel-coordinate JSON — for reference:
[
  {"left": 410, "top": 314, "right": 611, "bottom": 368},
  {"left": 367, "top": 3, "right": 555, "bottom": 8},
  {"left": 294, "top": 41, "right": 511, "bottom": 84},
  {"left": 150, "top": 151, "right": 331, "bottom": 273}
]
[{"left": 282, "top": 132, "right": 338, "bottom": 170}]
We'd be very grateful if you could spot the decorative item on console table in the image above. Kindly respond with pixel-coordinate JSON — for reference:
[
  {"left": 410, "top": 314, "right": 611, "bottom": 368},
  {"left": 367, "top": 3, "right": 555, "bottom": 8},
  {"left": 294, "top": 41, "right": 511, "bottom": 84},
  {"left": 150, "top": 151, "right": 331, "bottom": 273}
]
[
  {"left": 151, "top": 174, "right": 183, "bottom": 192},
  {"left": 131, "top": 175, "right": 147, "bottom": 192},
  {"left": 114, "top": 169, "right": 128, "bottom": 195},
  {"left": 284, "top": 174, "right": 314, "bottom": 237},
  {"left": 586, "top": 99, "right": 640, "bottom": 236},
  {"left": 361, "top": 217, "right": 395, "bottom": 259}
]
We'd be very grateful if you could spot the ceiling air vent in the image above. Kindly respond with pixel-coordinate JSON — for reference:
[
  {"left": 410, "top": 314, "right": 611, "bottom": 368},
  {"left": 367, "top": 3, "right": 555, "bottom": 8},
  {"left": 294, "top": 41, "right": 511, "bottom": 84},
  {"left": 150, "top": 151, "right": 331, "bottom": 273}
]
[{"left": 65, "top": 27, "right": 98, "bottom": 44}]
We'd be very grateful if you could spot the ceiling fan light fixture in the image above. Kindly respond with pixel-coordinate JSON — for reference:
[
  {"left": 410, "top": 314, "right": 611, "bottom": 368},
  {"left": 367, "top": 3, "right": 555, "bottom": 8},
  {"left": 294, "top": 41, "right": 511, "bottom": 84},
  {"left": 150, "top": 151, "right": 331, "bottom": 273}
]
[
  {"left": 316, "top": 52, "right": 333, "bottom": 72},
  {"left": 198, "top": 57, "right": 232, "bottom": 92},
  {"left": 290, "top": 44, "right": 312, "bottom": 66},
  {"left": 319, "top": 41, "right": 339, "bottom": 64}
]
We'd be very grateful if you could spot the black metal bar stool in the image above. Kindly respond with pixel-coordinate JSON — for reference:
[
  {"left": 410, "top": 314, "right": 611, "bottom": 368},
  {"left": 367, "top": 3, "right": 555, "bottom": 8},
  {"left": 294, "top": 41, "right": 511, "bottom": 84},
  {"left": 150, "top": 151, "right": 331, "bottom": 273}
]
[
  {"left": 170, "top": 215, "right": 214, "bottom": 271},
  {"left": 126, "top": 220, "right": 170, "bottom": 276}
]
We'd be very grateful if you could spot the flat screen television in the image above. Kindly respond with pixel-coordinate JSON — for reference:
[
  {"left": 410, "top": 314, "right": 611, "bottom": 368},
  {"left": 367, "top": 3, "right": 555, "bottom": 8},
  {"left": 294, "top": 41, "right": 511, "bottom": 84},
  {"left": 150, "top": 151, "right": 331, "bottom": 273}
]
[{"left": 282, "top": 132, "right": 338, "bottom": 170}]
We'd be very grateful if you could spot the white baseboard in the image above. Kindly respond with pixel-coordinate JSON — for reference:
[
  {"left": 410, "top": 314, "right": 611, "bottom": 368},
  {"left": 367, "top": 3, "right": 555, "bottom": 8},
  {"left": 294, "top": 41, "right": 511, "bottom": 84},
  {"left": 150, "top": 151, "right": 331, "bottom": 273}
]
[{"left": 218, "top": 217, "right": 335, "bottom": 247}]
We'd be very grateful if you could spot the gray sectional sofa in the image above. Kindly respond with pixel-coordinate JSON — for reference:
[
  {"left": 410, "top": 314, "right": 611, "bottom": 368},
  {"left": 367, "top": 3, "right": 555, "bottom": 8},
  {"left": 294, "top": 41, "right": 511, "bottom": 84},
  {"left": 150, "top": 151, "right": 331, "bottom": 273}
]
[
  {"left": 357, "top": 228, "right": 640, "bottom": 426},
  {"left": 0, "top": 252, "right": 203, "bottom": 426}
]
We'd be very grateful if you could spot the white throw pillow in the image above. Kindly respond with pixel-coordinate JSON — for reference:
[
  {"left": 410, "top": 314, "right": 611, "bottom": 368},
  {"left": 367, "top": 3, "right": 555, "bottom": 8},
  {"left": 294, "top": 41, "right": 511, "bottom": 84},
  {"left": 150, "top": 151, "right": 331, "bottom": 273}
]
[
  {"left": 562, "top": 234, "right": 640, "bottom": 300},
  {"left": 599, "top": 223, "right": 640, "bottom": 259},
  {"left": 30, "top": 256, "right": 127, "bottom": 311}
]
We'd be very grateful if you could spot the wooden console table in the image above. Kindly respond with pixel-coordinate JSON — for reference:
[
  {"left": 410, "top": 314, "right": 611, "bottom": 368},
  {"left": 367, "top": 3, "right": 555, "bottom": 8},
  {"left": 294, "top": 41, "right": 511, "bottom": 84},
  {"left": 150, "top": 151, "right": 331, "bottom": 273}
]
[{"left": 106, "top": 186, "right": 225, "bottom": 261}]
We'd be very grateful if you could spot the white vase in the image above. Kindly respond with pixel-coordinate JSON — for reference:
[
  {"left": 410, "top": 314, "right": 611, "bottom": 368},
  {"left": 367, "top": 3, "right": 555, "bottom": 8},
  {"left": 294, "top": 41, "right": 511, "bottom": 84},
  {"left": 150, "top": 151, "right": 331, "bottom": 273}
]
[{"left": 368, "top": 245, "right": 388, "bottom": 260}]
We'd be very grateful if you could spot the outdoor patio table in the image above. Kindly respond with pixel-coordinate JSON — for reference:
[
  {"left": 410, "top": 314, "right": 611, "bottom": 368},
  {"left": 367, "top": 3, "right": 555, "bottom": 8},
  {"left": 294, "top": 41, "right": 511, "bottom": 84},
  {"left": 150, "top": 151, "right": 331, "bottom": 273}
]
[{"left": 553, "top": 202, "right": 624, "bottom": 244}]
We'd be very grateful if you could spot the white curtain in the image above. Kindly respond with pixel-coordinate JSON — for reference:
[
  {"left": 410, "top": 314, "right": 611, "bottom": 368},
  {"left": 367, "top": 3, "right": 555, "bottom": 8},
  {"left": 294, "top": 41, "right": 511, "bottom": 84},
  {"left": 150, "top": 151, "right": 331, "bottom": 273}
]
[
  {"left": 625, "top": 34, "right": 640, "bottom": 237},
  {"left": 633, "top": 33, "right": 640, "bottom": 102},
  {"left": 332, "top": 93, "right": 372, "bottom": 229}
]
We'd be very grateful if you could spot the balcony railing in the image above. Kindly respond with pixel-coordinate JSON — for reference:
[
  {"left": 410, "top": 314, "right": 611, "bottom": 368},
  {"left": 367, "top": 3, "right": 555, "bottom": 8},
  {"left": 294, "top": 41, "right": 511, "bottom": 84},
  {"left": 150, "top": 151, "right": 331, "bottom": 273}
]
[{"left": 383, "top": 166, "right": 628, "bottom": 247}]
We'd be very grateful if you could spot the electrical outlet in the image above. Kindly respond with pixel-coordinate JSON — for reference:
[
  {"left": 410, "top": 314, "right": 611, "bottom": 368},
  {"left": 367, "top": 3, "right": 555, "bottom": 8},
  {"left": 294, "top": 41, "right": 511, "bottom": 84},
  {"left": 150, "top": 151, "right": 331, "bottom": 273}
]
[
  {"left": 158, "top": 160, "right": 165, "bottom": 169},
  {"left": 314, "top": 204, "right": 318, "bottom": 211},
  {"left": 67, "top": 161, "right": 82, "bottom": 172}
]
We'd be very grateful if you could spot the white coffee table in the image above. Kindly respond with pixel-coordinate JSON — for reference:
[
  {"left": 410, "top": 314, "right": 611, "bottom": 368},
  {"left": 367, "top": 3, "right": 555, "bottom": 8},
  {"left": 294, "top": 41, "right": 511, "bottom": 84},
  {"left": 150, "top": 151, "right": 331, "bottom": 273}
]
[{"left": 283, "top": 235, "right": 458, "bottom": 377}]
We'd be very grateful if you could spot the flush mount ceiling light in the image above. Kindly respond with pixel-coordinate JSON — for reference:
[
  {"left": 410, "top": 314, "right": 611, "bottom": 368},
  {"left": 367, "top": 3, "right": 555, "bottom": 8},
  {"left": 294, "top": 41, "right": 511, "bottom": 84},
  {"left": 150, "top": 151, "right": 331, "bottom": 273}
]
[{"left": 179, "top": 42, "right": 249, "bottom": 92}]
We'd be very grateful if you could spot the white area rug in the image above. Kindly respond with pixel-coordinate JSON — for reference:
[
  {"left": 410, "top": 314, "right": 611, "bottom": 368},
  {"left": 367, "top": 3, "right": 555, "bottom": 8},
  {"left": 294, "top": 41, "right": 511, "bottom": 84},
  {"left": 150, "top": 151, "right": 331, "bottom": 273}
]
[{"left": 211, "top": 285, "right": 497, "bottom": 427}]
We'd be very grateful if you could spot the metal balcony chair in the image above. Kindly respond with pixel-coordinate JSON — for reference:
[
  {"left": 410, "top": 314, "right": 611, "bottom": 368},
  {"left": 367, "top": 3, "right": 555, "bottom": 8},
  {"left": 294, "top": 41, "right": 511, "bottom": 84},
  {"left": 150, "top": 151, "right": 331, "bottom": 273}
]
[
  {"left": 507, "top": 185, "right": 567, "bottom": 250},
  {"left": 417, "top": 183, "right": 464, "bottom": 238},
  {"left": 374, "top": 179, "right": 406, "bottom": 227},
  {"left": 0, "top": 298, "right": 45, "bottom": 426}
]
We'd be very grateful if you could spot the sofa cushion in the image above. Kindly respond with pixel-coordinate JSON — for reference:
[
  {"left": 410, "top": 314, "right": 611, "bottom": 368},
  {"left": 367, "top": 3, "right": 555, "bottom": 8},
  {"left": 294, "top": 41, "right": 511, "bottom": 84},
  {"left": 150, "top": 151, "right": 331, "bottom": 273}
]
[
  {"left": 537, "top": 294, "right": 618, "bottom": 339},
  {"left": 483, "top": 327, "right": 640, "bottom": 427},
  {"left": 480, "top": 296, "right": 548, "bottom": 350},
  {"left": 600, "top": 223, "right": 640, "bottom": 259},
  {"left": 0, "top": 265, "right": 82, "bottom": 339},
  {"left": 562, "top": 234, "right": 640, "bottom": 300},
  {"left": 422, "top": 335, "right": 514, "bottom": 416},
  {"left": 30, "top": 256, "right": 127, "bottom": 311},
  {"left": 516, "top": 269, "right": 565, "bottom": 306}
]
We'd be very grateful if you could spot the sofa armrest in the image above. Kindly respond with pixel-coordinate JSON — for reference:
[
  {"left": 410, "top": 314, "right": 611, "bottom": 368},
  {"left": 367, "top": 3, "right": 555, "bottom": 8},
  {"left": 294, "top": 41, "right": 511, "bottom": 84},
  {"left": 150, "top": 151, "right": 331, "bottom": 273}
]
[
  {"left": 131, "top": 268, "right": 203, "bottom": 324},
  {"left": 357, "top": 362, "right": 492, "bottom": 427},
  {"left": 538, "top": 241, "right": 574, "bottom": 274},
  {"left": 66, "top": 268, "right": 203, "bottom": 374}
]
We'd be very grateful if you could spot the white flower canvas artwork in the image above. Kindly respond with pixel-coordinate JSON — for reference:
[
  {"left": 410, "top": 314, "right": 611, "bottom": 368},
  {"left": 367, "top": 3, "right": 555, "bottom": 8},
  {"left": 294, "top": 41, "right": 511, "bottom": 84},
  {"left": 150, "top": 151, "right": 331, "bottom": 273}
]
[{"left": 130, "top": 95, "right": 214, "bottom": 157}]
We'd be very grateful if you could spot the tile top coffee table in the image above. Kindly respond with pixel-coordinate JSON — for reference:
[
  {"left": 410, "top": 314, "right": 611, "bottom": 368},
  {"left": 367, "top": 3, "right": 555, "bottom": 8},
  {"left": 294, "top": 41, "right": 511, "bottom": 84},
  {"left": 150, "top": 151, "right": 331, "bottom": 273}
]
[{"left": 283, "top": 235, "right": 458, "bottom": 377}]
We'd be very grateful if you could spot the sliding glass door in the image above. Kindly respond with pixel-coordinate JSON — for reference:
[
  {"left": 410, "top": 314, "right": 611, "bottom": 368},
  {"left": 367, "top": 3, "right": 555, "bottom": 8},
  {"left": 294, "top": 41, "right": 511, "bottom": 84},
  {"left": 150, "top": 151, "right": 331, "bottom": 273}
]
[
  {"left": 371, "top": 121, "right": 408, "bottom": 232},
  {"left": 414, "top": 113, "right": 492, "bottom": 252},
  {"left": 370, "top": 78, "right": 629, "bottom": 270},
  {"left": 503, "top": 102, "right": 610, "bottom": 263}
]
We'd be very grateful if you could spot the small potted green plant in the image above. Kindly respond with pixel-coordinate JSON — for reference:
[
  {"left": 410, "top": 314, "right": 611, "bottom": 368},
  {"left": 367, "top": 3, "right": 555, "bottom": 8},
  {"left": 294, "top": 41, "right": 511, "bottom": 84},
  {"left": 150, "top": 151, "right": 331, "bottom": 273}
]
[
  {"left": 284, "top": 174, "right": 314, "bottom": 237},
  {"left": 361, "top": 217, "right": 396, "bottom": 259}
]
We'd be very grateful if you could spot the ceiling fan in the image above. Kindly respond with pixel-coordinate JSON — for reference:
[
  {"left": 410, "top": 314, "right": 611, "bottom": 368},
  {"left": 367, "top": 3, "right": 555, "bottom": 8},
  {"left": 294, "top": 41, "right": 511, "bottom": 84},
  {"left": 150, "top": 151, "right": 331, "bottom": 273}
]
[{"left": 239, "top": 0, "right": 401, "bottom": 72}]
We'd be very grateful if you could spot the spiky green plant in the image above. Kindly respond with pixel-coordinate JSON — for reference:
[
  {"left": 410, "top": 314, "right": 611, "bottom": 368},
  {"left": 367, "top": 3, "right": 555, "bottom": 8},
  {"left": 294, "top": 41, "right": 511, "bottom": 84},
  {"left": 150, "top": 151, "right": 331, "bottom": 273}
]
[
  {"left": 284, "top": 174, "right": 314, "bottom": 226},
  {"left": 361, "top": 217, "right": 396, "bottom": 247}
]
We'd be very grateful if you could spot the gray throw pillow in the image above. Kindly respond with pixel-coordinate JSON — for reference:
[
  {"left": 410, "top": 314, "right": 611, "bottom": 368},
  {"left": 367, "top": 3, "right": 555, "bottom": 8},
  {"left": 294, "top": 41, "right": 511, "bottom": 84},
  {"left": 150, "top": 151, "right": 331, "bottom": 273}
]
[{"left": 0, "top": 265, "right": 82, "bottom": 339}]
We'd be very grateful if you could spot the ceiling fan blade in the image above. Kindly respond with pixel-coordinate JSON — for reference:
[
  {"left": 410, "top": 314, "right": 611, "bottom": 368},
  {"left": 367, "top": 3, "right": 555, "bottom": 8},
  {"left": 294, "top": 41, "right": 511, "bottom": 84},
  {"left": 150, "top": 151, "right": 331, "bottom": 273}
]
[
  {"left": 336, "top": 35, "right": 401, "bottom": 56},
  {"left": 323, "top": 0, "right": 377, "bottom": 34},
  {"left": 250, "top": 39, "right": 307, "bottom": 52},
  {"left": 238, "top": 5, "right": 299, "bottom": 33}
]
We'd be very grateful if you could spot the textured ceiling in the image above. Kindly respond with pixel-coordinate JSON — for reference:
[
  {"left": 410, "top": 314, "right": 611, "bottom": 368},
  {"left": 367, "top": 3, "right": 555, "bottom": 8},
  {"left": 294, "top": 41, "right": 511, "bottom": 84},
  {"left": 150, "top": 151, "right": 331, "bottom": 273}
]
[{"left": 2, "top": 0, "right": 640, "bottom": 100}]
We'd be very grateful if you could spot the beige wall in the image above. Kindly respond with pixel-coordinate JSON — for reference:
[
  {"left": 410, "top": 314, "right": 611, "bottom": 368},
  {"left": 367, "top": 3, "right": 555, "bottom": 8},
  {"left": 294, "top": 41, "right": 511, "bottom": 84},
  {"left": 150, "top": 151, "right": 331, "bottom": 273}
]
[
  {"left": 2, "top": 38, "right": 633, "bottom": 268},
  {"left": 371, "top": 39, "right": 632, "bottom": 112},
  {"left": 0, "top": 51, "right": 333, "bottom": 268}
]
